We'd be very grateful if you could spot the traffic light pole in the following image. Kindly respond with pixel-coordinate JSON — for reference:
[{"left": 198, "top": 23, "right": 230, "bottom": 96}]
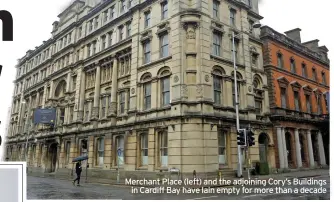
[{"left": 232, "top": 31, "right": 243, "bottom": 178}]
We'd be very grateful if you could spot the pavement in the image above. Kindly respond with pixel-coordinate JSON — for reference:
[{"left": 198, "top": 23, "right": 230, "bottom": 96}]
[{"left": 27, "top": 169, "right": 330, "bottom": 200}]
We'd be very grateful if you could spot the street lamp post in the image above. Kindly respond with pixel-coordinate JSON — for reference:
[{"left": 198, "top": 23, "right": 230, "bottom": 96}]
[{"left": 233, "top": 22, "right": 261, "bottom": 178}]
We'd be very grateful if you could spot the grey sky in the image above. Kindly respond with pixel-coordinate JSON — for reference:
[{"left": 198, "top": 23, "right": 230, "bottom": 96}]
[
  {"left": 0, "top": 0, "right": 333, "bottom": 157},
  {"left": 0, "top": 168, "right": 19, "bottom": 202}
]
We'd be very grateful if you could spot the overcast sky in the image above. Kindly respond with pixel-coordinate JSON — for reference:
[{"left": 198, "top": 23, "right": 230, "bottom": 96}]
[{"left": 0, "top": 0, "right": 333, "bottom": 156}]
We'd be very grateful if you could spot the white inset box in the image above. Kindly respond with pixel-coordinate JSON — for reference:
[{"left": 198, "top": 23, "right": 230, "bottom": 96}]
[{"left": 0, "top": 162, "right": 26, "bottom": 202}]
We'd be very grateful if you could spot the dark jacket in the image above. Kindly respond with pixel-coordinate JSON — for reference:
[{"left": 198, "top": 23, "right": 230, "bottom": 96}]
[{"left": 75, "top": 163, "right": 82, "bottom": 174}]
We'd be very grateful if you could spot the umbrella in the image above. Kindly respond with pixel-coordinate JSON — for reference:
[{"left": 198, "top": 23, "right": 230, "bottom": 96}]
[{"left": 72, "top": 155, "right": 88, "bottom": 162}]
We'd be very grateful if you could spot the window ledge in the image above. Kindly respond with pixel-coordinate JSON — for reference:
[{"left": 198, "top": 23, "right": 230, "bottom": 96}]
[
  {"left": 136, "top": 166, "right": 148, "bottom": 170},
  {"left": 156, "top": 167, "right": 169, "bottom": 171}
]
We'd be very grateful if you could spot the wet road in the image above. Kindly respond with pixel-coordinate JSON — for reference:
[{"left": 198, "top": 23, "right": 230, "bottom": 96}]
[{"left": 27, "top": 172, "right": 330, "bottom": 200}]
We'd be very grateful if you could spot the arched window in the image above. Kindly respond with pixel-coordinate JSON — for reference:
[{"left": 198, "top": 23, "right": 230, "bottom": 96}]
[
  {"left": 212, "top": 67, "right": 225, "bottom": 105},
  {"left": 54, "top": 80, "right": 66, "bottom": 98},
  {"left": 159, "top": 69, "right": 171, "bottom": 107},
  {"left": 141, "top": 73, "right": 152, "bottom": 110},
  {"left": 253, "top": 75, "right": 263, "bottom": 114}
]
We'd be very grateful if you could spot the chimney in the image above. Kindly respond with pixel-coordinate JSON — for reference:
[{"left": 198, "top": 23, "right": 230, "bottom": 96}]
[
  {"left": 284, "top": 28, "right": 302, "bottom": 43},
  {"left": 302, "top": 39, "right": 319, "bottom": 51}
]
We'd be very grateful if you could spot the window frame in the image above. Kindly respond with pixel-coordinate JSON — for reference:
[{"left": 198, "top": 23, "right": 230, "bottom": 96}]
[
  {"left": 143, "top": 41, "right": 151, "bottom": 64},
  {"left": 213, "top": 0, "right": 219, "bottom": 19},
  {"left": 213, "top": 32, "right": 222, "bottom": 56},
  {"left": 140, "top": 133, "right": 149, "bottom": 166},
  {"left": 213, "top": 74, "right": 222, "bottom": 105},
  {"left": 143, "top": 82, "right": 152, "bottom": 110},
  {"left": 280, "top": 87, "right": 287, "bottom": 108},
  {"left": 158, "top": 131, "right": 168, "bottom": 167},
  {"left": 160, "top": 33, "right": 169, "bottom": 58},
  {"left": 144, "top": 11, "right": 151, "bottom": 28},
  {"left": 96, "top": 137, "right": 104, "bottom": 166},
  {"left": 161, "top": 76, "right": 170, "bottom": 106},
  {"left": 229, "top": 9, "right": 236, "bottom": 26},
  {"left": 161, "top": 1, "right": 168, "bottom": 20}
]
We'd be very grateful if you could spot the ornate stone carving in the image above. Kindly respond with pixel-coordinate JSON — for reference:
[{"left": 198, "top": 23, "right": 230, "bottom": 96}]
[
  {"left": 181, "top": 85, "right": 188, "bottom": 97},
  {"left": 196, "top": 85, "right": 203, "bottom": 94},
  {"left": 131, "top": 88, "right": 135, "bottom": 94},
  {"left": 248, "top": 86, "right": 252, "bottom": 92},
  {"left": 174, "top": 75, "right": 179, "bottom": 83},
  {"left": 187, "top": 28, "right": 195, "bottom": 39},
  {"left": 184, "top": 23, "right": 198, "bottom": 39},
  {"left": 91, "top": 107, "right": 99, "bottom": 119},
  {"left": 205, "top": 75, "right": 210, "bottom": 82},
  {"left": 108, "top": 102, "right": 117, "bottom": 115},
  {"left": 77, "top": 111, "right": 84, "bottom": 121}
]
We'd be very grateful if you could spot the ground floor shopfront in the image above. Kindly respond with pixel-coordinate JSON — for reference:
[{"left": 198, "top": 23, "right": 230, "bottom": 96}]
[
  {"left": 6, "top": 117, "right": 275, "bottom": 180},
  {"left": 274, "top": 121, "right": 327, "bottom": 171}
]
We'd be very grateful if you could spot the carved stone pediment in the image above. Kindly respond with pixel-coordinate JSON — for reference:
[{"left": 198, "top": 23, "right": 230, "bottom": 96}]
[
  {"left": 277, "top": 76, "right": 289, "bottom": 88},
  {"left": 290, "top": 81, "right": 302, "bottom": 91}
]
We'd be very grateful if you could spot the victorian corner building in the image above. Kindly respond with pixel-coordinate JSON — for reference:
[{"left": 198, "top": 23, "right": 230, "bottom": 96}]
[{"left": 5, "top": 0, "right": 329, "bottom": 180}]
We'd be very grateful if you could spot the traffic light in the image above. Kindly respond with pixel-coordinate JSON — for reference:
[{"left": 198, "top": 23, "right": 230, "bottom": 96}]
[
  {"left": 237, "top": 129, "right": 246, "bottom": 146},
  {"left": 247, "top": 130, "right": 255, "bottom": 146}
]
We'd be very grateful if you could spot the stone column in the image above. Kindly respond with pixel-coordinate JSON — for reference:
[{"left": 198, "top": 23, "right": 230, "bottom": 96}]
[
  {"left": 148, "top": 128, "right": 155, "bottom": 171},
  {"left": 36, "top": 91, "right": 40, "bottom": 108},
  {"left": 78, "top": 70, "right": 86, "bottom": 121},
  {"left": 307, "top": 130, "right": 315, "bottom": 167},
  {"left": 42, "top": 85, "right": 47, "bottom": 108},
  {"left": 66, "top": 72, "right": 71, "bottom": 93},
  {"left": 276, "top": 127, "right": 284, "bottom": 169},
  {"left": 92, "top": 65, "right": 101, "bottom": 120},
  {"left": 317, "top": 131, "right": 326, "bottom": 166},
  {"left": 281, "top": 128, "right": 288, "bottom": 168},
  {"left": 109, "top": 58, "right": 118, "bottom": 124},
  {"left": 294, "top": 129, "right": 302, "bottom": 168},
  {"left": 88, "top": 136, "right": 94, "bottom": 168},
  {"left": 41, "top": 144, "right": 48, "bottom": 170}
]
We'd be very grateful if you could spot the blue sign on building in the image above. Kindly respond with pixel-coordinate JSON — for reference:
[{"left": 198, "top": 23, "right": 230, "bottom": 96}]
[{"left": 33, "top": 108, "right": 56, "bottom": 124}]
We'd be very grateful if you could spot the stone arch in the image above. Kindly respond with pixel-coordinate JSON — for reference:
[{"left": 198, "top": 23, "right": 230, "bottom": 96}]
[
  {"left": 157, "top": 66, "right": 171, "bottom": 77},
  {"left": 258, "top": 133, "right": 269, "bottom": 163},
  {"left": 140, "top": 72, "right": 152, "bottom": 82},
  {"left": 253, "top": 74, "right": 263, "bottom": 89},
  {"left": 54, "top": 80, "right": 67, "bottom": 98},
  {"left": 231, "top": 71, "right": 243, "bottom": 80},
  {"left": 212, "top": 65, "right": 226, "bottom": 76}
]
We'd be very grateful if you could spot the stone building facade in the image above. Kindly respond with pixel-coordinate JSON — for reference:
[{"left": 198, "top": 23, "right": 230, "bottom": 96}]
[
  {"left": 6, "top": 0, "right": 273, "bottom": 180},
  {"left": 260, "top": 26, "right": 330, "bottom": 171}
]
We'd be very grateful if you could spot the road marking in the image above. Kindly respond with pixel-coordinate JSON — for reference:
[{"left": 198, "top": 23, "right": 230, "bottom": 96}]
[{"left": 187, "top": 195, "right": 218, "bottom": 200}]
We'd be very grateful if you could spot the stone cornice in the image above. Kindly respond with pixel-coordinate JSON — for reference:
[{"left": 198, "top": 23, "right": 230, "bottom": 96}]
[{"left": 260, "top": 26, "right": 330, "bottom": 67}]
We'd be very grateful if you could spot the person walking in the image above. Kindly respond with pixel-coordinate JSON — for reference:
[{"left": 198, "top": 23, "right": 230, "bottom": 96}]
[{"left": 73, "top": 161, "right": 82, "bottom": 186}]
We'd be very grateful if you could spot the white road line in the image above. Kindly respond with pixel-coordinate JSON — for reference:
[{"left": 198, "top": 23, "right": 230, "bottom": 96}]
[{"left": 187, "top": 195, "right": 218, "bottom": 200}]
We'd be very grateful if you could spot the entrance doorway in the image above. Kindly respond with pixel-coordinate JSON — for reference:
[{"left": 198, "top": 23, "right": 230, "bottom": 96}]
[
  {"left": 258, "top": 133, "right": 269, "bottom": 163},
  {"left": 285, "top": 132, "right": 293, "bottom": 167},
  {"left": 49, "top": 143, "right": 58, "bottom": 173}
]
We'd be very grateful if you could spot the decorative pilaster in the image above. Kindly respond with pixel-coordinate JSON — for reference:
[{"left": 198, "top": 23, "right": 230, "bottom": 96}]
[
  {"left": 281, "top": 127, "right": 288, "bottom": 168},
  {"left": 66, "top": 72, "right": 71, "bottom": 93},
  {"left": 92, "top": 64, "right": 101, "bottom": 120},
  {"left": 276, "top": 127, "right": 284, "bottom": 169},
  {"left": 109, "top": 58, "right": 118, "bottom": 124},
  {"left": 78, "top": 69, "right": 86, "bottom": 121}
]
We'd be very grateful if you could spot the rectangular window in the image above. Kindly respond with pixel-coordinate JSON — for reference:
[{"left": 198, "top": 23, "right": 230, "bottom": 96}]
[
  {"left": 277, "top": 54, "right": 283, "bottom": 68},
  {"left": 141, "top": 134, "right": 148, "bottom": 166},
  {"left": 87, "top": 44, "right": 91, "bottom": 57},
  {"left": 161, "top": 2, "right": 168, "bottom": 20},
  {"left": 59, "top": 108, "right": 65, "bottom": 124},
  {"left": 94, "top": 16, "right": 99, "bottom": 29},
  {"left": 213, "top": 75, "right": 221, "bottom": 104},
  {"left": 306, "top": 95, "right": 311, "bottom": 113},
  {"left": 119, "top": 92, "right": 126, "bottom": 114},
  {"left": 302, "top": 64, "right": 307, "bottom": 77},
  {"left": 290, "top": 59, "right": 296, "bottom": 73},
  {"left": 72, "top": 76, "right": 77, "bottom": 91},
  {"left": 68, "top": 33, "right": 71, "bottom": 44},
  {"left": 255, "top": 99, "right": 262, "bottom": 114},
  {"left": 65, "top": 141, "right": 71, "bottom": 165},
  {"left": 121, "top": 0, "right": 126, "bottom": 12},
  {"left": 144, "top": 41, "right": 151, "bottom": 64},
  {"left": 92, "top": 41, "right": 97, "bottom": 55},
  {"left": 159, "top": 131, "right": 168, "bottom": 167},
  {"left": 252, "top": 54, "right": 258, "bottom": 66},
  {"left": 213, "top": 33, "right": 221, "bottom": 56},
  {"left": 294, "top": 91, "right": 300, "bottom": 111},
  {"left": 96, "top": 138, "right": 104, "bottom": 166},
  {"left": 110, "top": 6, "right": 115, "bottom": 19},
  {"left": 116, "top": 136, "right": 124, "bottom": 165},
  {"left": 108, "top": 32, "right": 113, "bottom": 46},
  {"left": 101, "top": 35, "right": 106, "bottom": 50},
  {"left": 85, "top": 103, "right": 90, "bottom": 122},
  {"left": 312, "top": 69, "right": 317, "bottom": 81},
  {"left": 101, "top": 96, "right": 107, "bottom": 118},
  {"left": 230, "top": 9, "right": 236, "bottom": 26},
  {"left": 143, "top": 83, "right": 151, "bottom": 110},
  {"left": 280, "top": 88, "right": 287, "bottom": 108},
  {"left": 322, "top": 72, "right": 326, "bottom": 85},
  {"left": 218, "top": 130, "right": 226, "bottom": 165},
  {"left": 104, "top": 10, "right": 108, "bottom": 23},
  {"left": 144, "top": 12, "right": 151, "bottom": 28},
  {"left": 69, "top": 106, "right": 74, "bottom": 122},
  {"left": 129, "top": 0, "right": 133, "bottom": 7},
  {"left": 317, "top": 96, "right": 322, "bottom": 114},
  {"left": 89, "top": 20, "right": 93, "bottom": 32},
  {"left": 324, "top": 94, "right": 328, "bottom": 113},
  {"left": 162, "top": 77, "right": 170, "bottom": 106},
  {"left": 119, "top": 26, "right": 124, "bottom": 41},
  {"left": 127, "top": 23, "right": 131, "bottom": 37},
  {"left": 213, "top": 0, "right": 219, "bottom": 18},
  {"left": 160, "top": 33, "right": 169, "bottom": 58}
]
